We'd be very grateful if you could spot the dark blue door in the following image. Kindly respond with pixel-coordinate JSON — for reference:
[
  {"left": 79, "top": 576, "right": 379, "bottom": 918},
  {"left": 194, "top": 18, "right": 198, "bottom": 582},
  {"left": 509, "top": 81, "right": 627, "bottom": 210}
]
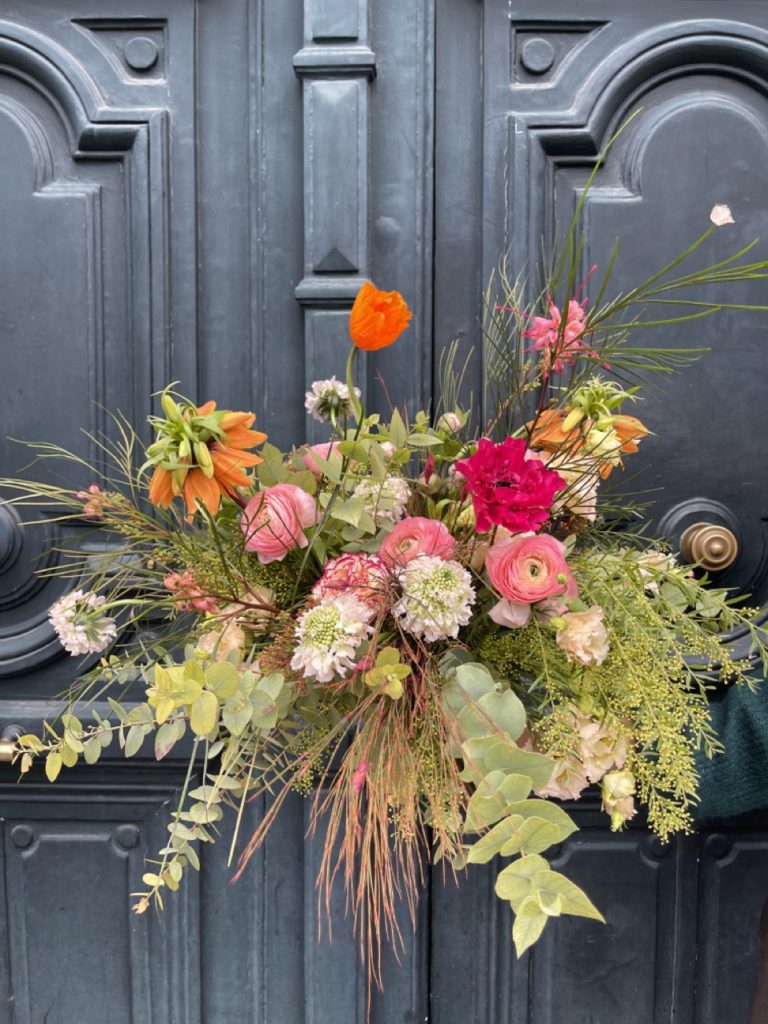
[{"left": 2, "top": 2, "right": 768, "bottom": 1022}]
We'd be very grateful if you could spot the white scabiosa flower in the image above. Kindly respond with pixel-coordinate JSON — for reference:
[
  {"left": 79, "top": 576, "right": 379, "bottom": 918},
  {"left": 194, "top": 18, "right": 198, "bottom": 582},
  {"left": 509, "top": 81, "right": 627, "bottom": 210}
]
[
  {"left": 304, "top": 377, "right": 361, "bottom": 423},
  {"left": 353, "top": 476, "right": 411, "bottom": 526},
  {"left": 48, "top": 589, "right": 118, "bottom": 656},
  {"left": 393, "top": 556, "right": 475, "bottom": 643},
  {"left": 290, "top": 594, "right": 373, "bottom": 683}
]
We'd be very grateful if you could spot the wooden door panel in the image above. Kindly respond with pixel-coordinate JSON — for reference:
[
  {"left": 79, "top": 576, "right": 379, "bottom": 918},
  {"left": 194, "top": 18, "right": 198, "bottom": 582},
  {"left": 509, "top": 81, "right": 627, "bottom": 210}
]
[{"left": 433, "top": 2, "right": 768, "bottom": 1020}]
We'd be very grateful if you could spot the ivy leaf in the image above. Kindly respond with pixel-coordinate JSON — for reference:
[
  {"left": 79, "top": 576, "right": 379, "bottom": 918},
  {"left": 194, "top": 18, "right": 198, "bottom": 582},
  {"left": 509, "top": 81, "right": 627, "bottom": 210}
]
[
  {"left": 498, "top": 817, "right": 562, "bottom": 858},
  {"left": 464, "top": 772, "right": 533, "bottom": 832},
  {"left": 459, "top": 736, "right": 555, "bottom": 789},
  {"left": 512, "top": 897, "right": 549, "bottom": 957},
  {"left": 494, "top": 853, "right": 549, "bottom": 908},
  {"left": 190, "top": 691, "right": 219, "bottom": 738}
]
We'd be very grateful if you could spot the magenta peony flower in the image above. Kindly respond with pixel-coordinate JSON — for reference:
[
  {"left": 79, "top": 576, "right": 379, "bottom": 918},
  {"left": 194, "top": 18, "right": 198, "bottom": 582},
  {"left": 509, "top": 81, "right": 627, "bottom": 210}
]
[
  {"left": 485, "top": 532, "right": 577, "bottom": 628},
  {"left": 454, "top": 437, "right": 565, "bottom": 534},
  {"left": 311, "top": 552, "right": 389, "bottom": 613},
  {"left": 524, "top": 297, "right": 591, "bottom": 374},
  {"left": 241, "top": 484, "right": 318, "bottom": 564},
  {"left": 378, "top": 516, "right": 455, "bottom": 568}
]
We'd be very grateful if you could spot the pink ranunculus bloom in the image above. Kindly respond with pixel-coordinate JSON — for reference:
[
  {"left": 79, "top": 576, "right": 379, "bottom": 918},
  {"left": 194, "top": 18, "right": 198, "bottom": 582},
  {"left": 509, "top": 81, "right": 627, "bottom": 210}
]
[
  {"left": 311, "top": 552, "right": 390, "bottom": 613},
  {"left": 524, "top": 297, "right": 591, "bottom": 374},
  {"left": 241, "top": 483, "right": 318, "bottom": 564},
  {"left": 454, "top": 437, "right": 565, "bottom": 534},
  {"left": 378, "top": 516, "right": 456, "bottom": 568},
  {"left": 485, "top": 532, "right": 577, "bottom": 628},
  {"left": 302, "top": 441, "right": 343, "bottom": 476}
]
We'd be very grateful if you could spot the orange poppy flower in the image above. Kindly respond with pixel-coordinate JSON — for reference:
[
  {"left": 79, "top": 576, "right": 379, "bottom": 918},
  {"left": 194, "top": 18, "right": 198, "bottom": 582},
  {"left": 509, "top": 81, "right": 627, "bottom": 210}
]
[
  {"left": 148, "top": 402, "right": 266, "bottom": 519},
  {"left": 349, "top": 282, "right": 412, "bottom": 351}
]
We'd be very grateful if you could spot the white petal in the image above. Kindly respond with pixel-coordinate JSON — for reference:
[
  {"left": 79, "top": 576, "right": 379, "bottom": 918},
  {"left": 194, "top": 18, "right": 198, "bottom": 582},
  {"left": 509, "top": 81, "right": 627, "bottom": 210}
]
[{"left": 709, "top": 203, "right": 734, "bottom": 227}]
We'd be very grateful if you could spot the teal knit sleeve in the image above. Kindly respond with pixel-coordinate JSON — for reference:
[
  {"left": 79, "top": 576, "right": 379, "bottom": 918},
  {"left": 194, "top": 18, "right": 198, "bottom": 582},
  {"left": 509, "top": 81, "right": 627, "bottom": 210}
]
[{"left": 695, "top": 682, "right": 768, "bottom": 823}]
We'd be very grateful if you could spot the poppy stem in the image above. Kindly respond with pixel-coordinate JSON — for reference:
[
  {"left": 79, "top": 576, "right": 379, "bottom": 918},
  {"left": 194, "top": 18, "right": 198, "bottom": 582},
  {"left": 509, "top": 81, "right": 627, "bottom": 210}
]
[{"left": 346, "top": 346, "right": 364, "bottom": 423}]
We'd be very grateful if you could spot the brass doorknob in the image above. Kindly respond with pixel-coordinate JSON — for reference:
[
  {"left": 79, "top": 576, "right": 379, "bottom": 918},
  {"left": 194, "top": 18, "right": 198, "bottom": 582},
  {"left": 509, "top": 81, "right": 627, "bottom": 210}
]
[
  {"left": 679, "top": 522, "right": 739, "bottom": 572},
  {"left": 0, "top": 726, "right": 21, "bottom": 763}
]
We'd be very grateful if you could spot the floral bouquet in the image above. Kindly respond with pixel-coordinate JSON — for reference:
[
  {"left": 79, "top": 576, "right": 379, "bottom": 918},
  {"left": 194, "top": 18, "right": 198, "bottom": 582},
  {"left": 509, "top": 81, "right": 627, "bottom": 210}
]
[{"left": 4, "top": 182, "right": 768, "bottom": 984}]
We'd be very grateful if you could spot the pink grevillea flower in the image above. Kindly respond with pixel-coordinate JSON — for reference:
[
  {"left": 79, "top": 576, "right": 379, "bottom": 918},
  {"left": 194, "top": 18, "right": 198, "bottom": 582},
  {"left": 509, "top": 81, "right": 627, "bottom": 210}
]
[
  {"left": 311, "top": 552, "right": 389, "bottom": 613},
  {"left": 241, "top": 483, "right": 318, "bottom": 564},
  {"left": 485, "top": 532, "right": 577, "bottom": 628},
  {"left": 524, "top": 297, "right": 591, "bottom": 375},
  {"left": 454, "top": 437, "right": 565, "bottom": 534},
  {"left": 164, "top": 571, "right": 219, "bottom": 614},
  {"left": 75, "top": 483, "right": 105, "bottom": 520},
  {"left": 378, "top": 516, "right": 455, "bottom": 568},
  {"left": 302, "top": 441, "right": 343, "bottom": 476}
]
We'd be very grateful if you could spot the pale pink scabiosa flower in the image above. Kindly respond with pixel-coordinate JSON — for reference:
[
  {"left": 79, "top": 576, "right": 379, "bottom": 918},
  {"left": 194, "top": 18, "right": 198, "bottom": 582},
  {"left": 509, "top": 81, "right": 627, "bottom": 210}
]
[
  {"left": 48, "top": 589, "right": 118, "bottom": 656},
  {"left": 241, "top": 483, "right": 318, "bottom": 564},
  {"left": 75, "top": 483, "right": 105, "bottom": 519},
  {"left": 304, "top": 377, "right": 361, "bottom": 423},
  {"left": 311, "top": 552, "right": 389, "bottom": 614},
  {"left": 353, "top": 476, "right": 410, "bottom": 526},
  {"left": 290, "top": 594, "right": 373, "bottom": 683},
  {"left": 601, "top": 769, "right": 637, "bottom": 830},
  {"left": 524, "top": 297, "right": 593, "bottom": 375},
  {"left": 302, "top": 441, "right": 343, "bottom": 476},
  {"left": 485, "top": 532, "right": 577, "bottom": 628},
  {"left": 164, "top": 570, "right": 219, "bottom": 614},
  {"left": 393, "top": 555, "right": 475, "bottom": 643},
  {"left": 378, "top": 516, "right": 455, "bottom": 568},
  {"left": 555, "top": 605, "right": 610, "bottom": 666}
]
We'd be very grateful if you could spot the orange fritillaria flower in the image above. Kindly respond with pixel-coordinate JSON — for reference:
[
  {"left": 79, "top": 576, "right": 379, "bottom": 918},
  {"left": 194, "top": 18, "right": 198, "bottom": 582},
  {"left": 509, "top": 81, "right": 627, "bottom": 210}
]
[
  {"left": 527, "top": 408, "right": 581, "bottom": 453},
  {"left": 149, "top": 402, "right": 267, "bottom": 519},
  {"left": 610, "top": 414, "right": 649, "bottom": 454},
  {"left": 527, "top": 408, "right": 648, "bottom": 479},
  {"left": 349, "top": 282, "right": 412, "bottom": 351}
]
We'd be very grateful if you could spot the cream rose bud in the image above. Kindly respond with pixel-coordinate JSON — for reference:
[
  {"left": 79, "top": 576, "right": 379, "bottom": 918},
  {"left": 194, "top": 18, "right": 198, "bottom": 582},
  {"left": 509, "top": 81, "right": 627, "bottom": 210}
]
[
  {"left": 601, "top": 769, "right": 637, "bottom": 831},
  {"left": 555, "top": 605, "right": 610, "bottom": 666}
]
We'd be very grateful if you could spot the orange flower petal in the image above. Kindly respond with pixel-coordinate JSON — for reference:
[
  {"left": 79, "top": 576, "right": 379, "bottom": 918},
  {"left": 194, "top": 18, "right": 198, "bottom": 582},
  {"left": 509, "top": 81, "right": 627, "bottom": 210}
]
[
  {"left": 148, "top": 466, "right": 175, "bottom": 508},
  {"left": 183, "top": 468, "right": 221, "bottom": 517},
  {"left": 210, "top": 447, "right": 255, "bottom": 490},
  {"left": 527, "top": 409, "right": 581, "bottom": 452},
  {"left": 224, "top": 425, "right": 268, "bottom": 450},
  {"left": 196, "top": 400, "right": 217, "bottom": 417},
  {"left": 349, "top": 282, "right": 412, "bottom": 351},
  {"left": 220, "top": 411, "right": 255, "bottom": 432},
  {"left": 612, "top": 415, "right": 649, "bottom": 453}
]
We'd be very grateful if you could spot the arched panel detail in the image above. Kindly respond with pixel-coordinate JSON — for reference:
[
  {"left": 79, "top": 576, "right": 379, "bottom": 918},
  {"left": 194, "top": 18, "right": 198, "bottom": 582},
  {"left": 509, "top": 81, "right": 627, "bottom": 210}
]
[{"left": 0, "top": 22, "right": 142, "bottom": 153}]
